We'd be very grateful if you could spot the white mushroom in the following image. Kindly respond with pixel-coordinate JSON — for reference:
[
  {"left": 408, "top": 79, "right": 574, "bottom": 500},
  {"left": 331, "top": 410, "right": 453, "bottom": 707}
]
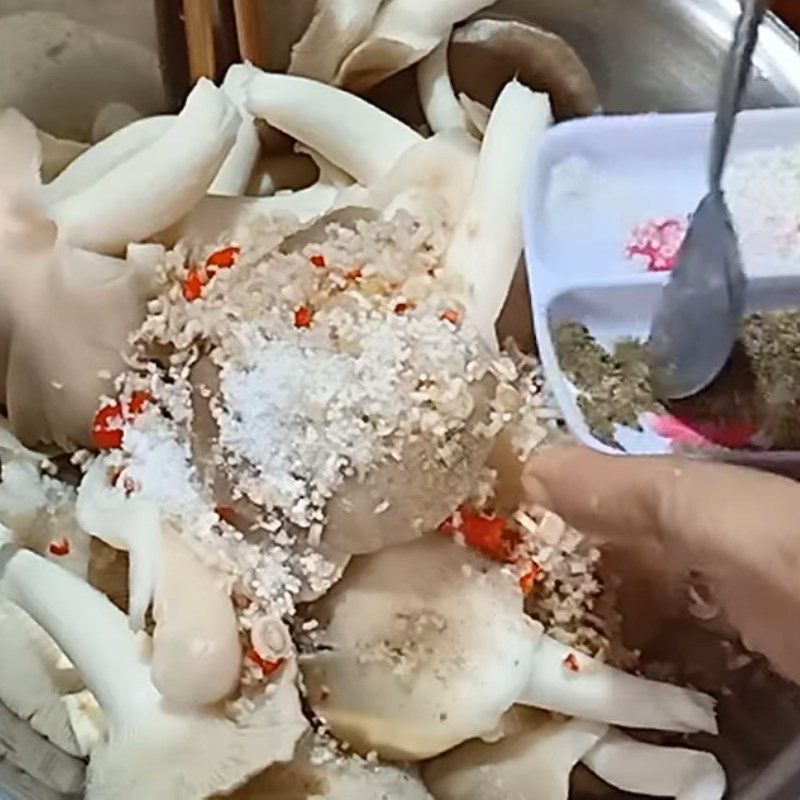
[
  {"left": 40, "top": 115, "right": 172, "bottom": 205},
  {"left": 36, "top": 128, "right": 89, "bottom": 183},
  {"left": 245, "top": 67, "right": 423, "bottom": 185},
  {"left": 91, "top": 102, "right": 144, "bottom": 143},
  {"left": 417, "top": 33, "right": 469, "bottom": 134},
  {"left": 0, "top": 535, "right": 308, "bottom": 800},
  {"left": 0, "top": 699, "right": 86, "bottom": 795},
  {"left": 449, "top": 18, "right": 600, "bottom": 121},
  {"left": 422, "top": 718, "right": 608, "bottom": 800},
  {"left": 289, "top": 0, "right": 383, "bottom": 83},
  {"left": 335, "top": 0, "right": 495, "bottom": 91},
  {"left": 302, "top": 535, "right": 717, "bottom": 760},
  {"left": 519, "top": 634, "right": 716, "bottom": 733},
  {"left": 444, "top": 80, "right": 551, "bottom": 348},
  {"left": 0, "top": 111, "right": 174, "bottom": 448},
  {"left": 0, "top": 425, "right": 91, "bottom": 579},
  {"left": 151, "top": 522, "right": 242, "bottom": 707},
  {"left": 210, "top": 64, "right": 262, "bottom": 197},
  {"left": 76, "top": 458, "right": 242, "bottom": 708},
  {"left": 0, "top": 598, "right": 88, "bottom": 757},
  {"left": 75, "top": 457, "right": 160, "bottom": 631},
  {"left": 337, "top": 128, "right": 479, "bottom": 228},
  {"left": 46, "top": 78, "right": 239, "bottom": 255},
  {"left": 0, "top": 436, "right": 49, "bottom": 538},
  {"left": 582, "top": 729, "right": 727, "bottom": 800},
  {"left": 459, "top": 92, "right": 491, "bottom": 138},
  {"left": 245, "top": 151, "right": 320, "bottom": 197},
  {"left": 302, "top": 536, "right": 539, "bottom": 760}
]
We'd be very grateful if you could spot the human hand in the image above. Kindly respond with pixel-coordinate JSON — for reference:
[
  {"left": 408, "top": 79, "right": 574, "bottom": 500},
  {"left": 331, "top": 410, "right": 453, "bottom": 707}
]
[{"left": 523, "top": 446, "right": 800, "bottom": 685}]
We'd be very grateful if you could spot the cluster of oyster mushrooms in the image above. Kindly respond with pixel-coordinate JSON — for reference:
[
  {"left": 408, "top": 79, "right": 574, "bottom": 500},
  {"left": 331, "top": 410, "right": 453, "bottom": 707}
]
[{"left": 0, "top": 4, "right": 726, "bottom": 800}]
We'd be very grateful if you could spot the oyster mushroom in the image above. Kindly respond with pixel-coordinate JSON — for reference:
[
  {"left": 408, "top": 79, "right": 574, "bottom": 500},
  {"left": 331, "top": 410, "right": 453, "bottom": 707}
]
[
  {"left": 582, "top": 729, "right": 726, "bottom": 800},
  {"left": 36, "top": 128, "right": 89, "bottom": 183},
  {"left": 289, "top": 0, "right": 383, "bottom": 83},
  {"left": 335, "top": 0, "right": 495, "bottom": 92},
  {"left": 443, "top": 80, "right": 551, "bottom": 349},
  {"left": 302, "top": 536, "right": 716, "bottom": 760},
  {"left": 245, "top": 67, "right": 423, "bottom": 185},
  {"left": 0, "top": 700, "right": 86, "bottom": 795},
  {"left": 76, "top": 457, "right": 243, "bottom": 708},
  {"left": 417, "top": 34, "right": 469, "bottom": 134},
  {"left": 449, "top": 18, "right": 600, "bottom": 120},
  {"left": 40, "top": 114, "right": 172, "bottom": 205},
  {"left": 422, "top": 718, "right": 608, "bottom": 800},
  {"left": 0, "top": 534, "right": 307, "bottom": 799},
  {"left": 0, "top": 88, "right": 236, "bottom": 448},
  {"left": 324, "top": 375, "right": 495, "bottom": 555},
  {"left": 46, "top": 78, "right": 239, "bottom": 255},
  {"left": 91, "top": 102, "right": 144, "bottom": 143}
]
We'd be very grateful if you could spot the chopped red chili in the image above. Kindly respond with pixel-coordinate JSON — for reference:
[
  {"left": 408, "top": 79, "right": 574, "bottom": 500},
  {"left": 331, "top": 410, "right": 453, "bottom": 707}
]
[
  {"left": 439, "top": 507, "right": 520, "bottom": 562},
  {"left": 48, "top": 539, "right": 71, "bottom": 557},
  {"left": 247, "top": 648, "right": 285, "bottom": 677},
  {"left": 564, "top": 653, "right": 581, "bottom": 672},
  {"left": 394, "top": 302, "right": 410, "bottom": 314},
  {"left": 91, "top": 403, "right": 125, "bottom": 450},
  {"left": 92, "top": 392, "right": 153, "bottom": 450},
  {"left": 206, "top": 245, "right": 240, "bottom": 269},
  {"left": 128, "top": 390, "right": 151, "bottom": 415},
  {"left": 310, "top": 254, "right": 327, "bottom": 268},
  {"left": 182, "top": 268, "right": 207, "bottom": 302},
  {"left": 216, "top": 506, "right": 237, "bottom": 525},
  {"left": 519, "top": 561, "right": 542, "bottom": 596},
  {"left": 294, "top": 306, "right": 313, "bottom": 328},
  {"left": 440, "top": 309, "right": 460, "bottom": 325}
]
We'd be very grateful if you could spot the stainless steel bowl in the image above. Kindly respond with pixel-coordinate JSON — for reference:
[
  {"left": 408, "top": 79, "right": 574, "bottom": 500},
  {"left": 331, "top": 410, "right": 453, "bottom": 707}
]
[{"left": 2, "top": 1, "right": 800, "bottom": 798}]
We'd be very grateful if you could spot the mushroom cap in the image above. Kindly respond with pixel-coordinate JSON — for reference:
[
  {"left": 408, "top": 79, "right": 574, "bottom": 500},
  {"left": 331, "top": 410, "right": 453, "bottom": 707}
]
[
  {"left": 302, "top": 535, "right": 541, "bottom": 759},
  {"left": 450, "top": 18, "right": 600, "bottom": 120},
  {"left": 325, "top": 375, "right": 496, "bottom": 554}
]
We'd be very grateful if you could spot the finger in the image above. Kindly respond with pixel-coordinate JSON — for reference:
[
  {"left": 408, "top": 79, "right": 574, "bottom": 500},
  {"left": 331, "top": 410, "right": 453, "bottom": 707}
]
[
  {"left": 523, "top": 446, "right": 668, "bottom": 548},
  {"left": 525, "top": 445, "right": 800, "bottom": 684}
]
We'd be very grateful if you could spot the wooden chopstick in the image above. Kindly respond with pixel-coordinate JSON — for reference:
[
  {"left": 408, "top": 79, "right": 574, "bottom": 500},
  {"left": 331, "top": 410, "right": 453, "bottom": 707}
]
[
  {"left": 182, "top": 0, "right": 217, "bottom": 81},
  {"left": 233, "top": 0, "right": 266, "bottom": 66}
]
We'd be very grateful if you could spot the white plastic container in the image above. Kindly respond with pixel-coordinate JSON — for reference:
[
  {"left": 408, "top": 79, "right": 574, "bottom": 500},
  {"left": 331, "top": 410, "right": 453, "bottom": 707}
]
[{"left": 523, "top": 106, "right": 800, "bottom": 472}]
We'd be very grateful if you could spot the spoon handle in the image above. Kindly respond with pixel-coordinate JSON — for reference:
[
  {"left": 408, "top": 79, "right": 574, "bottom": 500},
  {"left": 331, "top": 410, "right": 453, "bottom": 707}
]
[{"left": 708, "top": 0, "right": 770, "bottom": 192}]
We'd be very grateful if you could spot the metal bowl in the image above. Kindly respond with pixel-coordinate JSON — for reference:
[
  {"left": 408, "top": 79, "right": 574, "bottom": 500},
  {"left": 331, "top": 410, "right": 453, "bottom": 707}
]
[{"left": 2, "top": 1, "right": 800, "bottom": 798}]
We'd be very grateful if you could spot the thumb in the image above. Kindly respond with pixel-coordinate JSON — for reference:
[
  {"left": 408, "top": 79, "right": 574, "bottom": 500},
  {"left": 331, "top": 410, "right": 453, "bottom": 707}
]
[
  {"left": 523, "top": 445, "right": 670, "bottom": 550},
  {"left": 524, "top": 445, "right": 800, "bottom": 684}
]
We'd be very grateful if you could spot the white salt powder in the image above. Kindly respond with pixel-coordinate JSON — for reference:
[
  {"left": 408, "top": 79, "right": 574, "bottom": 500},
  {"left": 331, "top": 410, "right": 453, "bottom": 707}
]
[
  {"left": 122, "top": 426, "right": 201, "bottom": 515},
  {"left": 725, "top": 141, "right": 800, "bottom": 275}
]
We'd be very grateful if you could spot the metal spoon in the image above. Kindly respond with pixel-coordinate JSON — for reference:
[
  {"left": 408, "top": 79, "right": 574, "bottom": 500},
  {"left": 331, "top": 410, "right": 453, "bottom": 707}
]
[{"left": 648, "top": 0, "right": 769, "bottom": 400}]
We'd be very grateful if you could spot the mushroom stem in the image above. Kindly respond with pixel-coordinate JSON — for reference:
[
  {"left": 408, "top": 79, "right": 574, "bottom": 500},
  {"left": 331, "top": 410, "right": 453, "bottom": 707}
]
[
  {"left": 151, "top": 524, "right": 241, "bottom": 707},
  {"left": 0, "top": 539, "right": 152, "bottom": 727},
  {"left": 422, "top": 718, "right": 608, "bottom": 800},
  {"left": 40, "top": 116, "right": 172, "bottom": 205},
  {"left": 0, "top": 538, "right": 307, "bottom": 799},
  {"left": 519, "top": 634, "right": 718, "bottom": 735},
  {"left": 581, "top": 729, "right": 726, "bottom": 800},
  {"left": 417, "top": 33, "right": 468, "bottom": 134},
  {"left": 289, "top": 0, "right": 383, "bottom": 83},
  {"left": 245, "top": 68, "right": 423, "bottom": 185},
  {"left": 211, "top": 65, "right": 262, "bottom": 196},
  {"left": 0, "top": 597, "right": 87, "bottom": 756},
  {"left": 77, "top": 460, "right": 242, "bottom": 707},
  {"left": 335, "top": 0, "right": 496, "bottom": 91},
  {"left": 47, "top": 78, "right": 239, "bottom": 256},
  {"left": 76, "top": 458, "right": 160, "bottom": 632},
  {"left": 444, "top": 79, "right": 551, "bottom": 348}
]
